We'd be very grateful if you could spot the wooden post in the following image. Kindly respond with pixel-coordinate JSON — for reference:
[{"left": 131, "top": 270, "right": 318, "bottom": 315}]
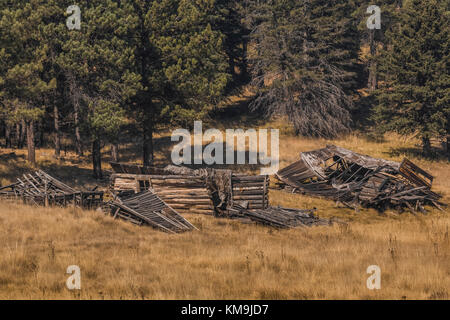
[
  {"left": 44, "top": 180, "right": 49, "bottom": 207},
  {"left": 263, "top": 175, "right": 267, "bottom": 209},
  {"left": 135, "top": 178, "right": 140, "bottom": 193}
]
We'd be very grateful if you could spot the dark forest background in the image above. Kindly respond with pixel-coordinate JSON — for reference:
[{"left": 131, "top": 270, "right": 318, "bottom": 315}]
[{"left": 0, "top": 0, "right": 449, "bottom": 178}]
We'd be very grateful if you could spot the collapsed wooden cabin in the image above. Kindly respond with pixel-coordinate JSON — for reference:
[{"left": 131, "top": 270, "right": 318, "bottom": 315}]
[
  {"left": 275, "top": 145, "right": 443, "bottom": 213},
  {"left": 105, "top": 190, "right": 196, "bottom": 233},
  {"left": 0, "top": 170, "right": 103, "bottom": 209},
  {"left": 110, "top": 163, "right": 269, "bottom": 215},
  {"left": 109, "top": 163, "right": 329, "bottom": 228}
]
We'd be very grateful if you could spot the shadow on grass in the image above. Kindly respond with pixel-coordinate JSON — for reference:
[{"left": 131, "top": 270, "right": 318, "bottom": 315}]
[
  {"left": 385, "top": 146, "right": 448, "bottom": 162},
  {"left": 0, "top": 150, "right": 107, "bottom": 190},
  {"left": 114, "top": 140, "right": 268, "bottom": 174},
  {"left": 208, "top": 94, "right": 265, "bottom": 130},
  {"left": 39, "top": 162, "right": 107, "bottom": 190}
]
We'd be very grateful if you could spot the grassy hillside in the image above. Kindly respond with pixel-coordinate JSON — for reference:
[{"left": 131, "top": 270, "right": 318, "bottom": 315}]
[{"left": 0, "top": 130, "right": 449, "bottom": 299}]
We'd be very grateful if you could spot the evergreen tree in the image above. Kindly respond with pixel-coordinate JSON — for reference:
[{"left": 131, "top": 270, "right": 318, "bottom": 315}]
[
  {"left": 57, "top": 0, "right": 141, "bottom": 177},
  {"left": 147, "top": 0, "right": 230, "bottom": 125},
  {"left": 373, "top": 0, "right": 450, "bottom": 155},
  {"left": 213, "top": 0, "right": 249, "bottom": 84},
  {"left": 245, "top": 0, "right": 359, "bottom": 137},
  {"left": 352, "top": 0, "right": 401, "bottom": 92},
  {"left": 0, "top": 1, "right": 56, "bottom": 164},
  {"left": 124, "top": 0, "right": 231, "bottom": 165},
  {"left": 38, "top": 1, "right": 69, "bottom": 158}
]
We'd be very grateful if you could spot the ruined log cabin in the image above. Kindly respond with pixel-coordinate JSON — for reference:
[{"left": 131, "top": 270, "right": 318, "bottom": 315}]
[
  {"left": 275, "top": 145, "right": 443, "bottom": 213},
  {"left": 110, "top": 163, "right": 270, "bottom": 215}
]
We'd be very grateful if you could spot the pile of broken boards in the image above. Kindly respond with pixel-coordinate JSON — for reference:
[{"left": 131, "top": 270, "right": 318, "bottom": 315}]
[
  {"left": 276, "top": 145, "right": 444, "bottom": 214},
  {"left": 0, "top": 170, "right": 104, "bottom": 209},
  {"left": 107, "top": 163, "right": 329, "bottom": 231},
  {"left": 106, "top": 190, "right": 197, "bottom": 234}
]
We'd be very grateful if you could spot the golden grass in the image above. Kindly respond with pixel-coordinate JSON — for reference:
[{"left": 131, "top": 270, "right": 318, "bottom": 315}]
[
  {"left": 0, "top": 202, "right": 448, "bottom": 299},
  {"left": 0, "top": 131, "right": 449, "bottom": 299}
]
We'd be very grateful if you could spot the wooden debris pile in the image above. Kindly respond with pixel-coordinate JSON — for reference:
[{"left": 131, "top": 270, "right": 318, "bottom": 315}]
[
  {"left": 110, "top": 163, "right": 328, "bottom": 229},
  {"left": 104, "top": 190, "right": 196, "bottom": 233},
  {"left": 275, "top": 145, "right": 444, "bottom": 213},
  {"left": 0, "top": 170, "right": 103, "bottom": 209},
  {"left": 227, "top": 204, "right": 330, "bottom": 228}
]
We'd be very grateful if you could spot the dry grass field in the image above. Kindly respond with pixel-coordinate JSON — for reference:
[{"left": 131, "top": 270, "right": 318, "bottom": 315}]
[{"left": 0, "top": 130, "right": 449, "bottom": 299}]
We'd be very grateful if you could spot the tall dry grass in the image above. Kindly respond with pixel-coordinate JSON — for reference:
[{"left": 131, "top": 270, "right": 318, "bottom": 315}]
[
  {"left": 0, "top": 202, "right": 448, "bottom": 299},
  {"left": 0, "top": 131, "right": 449, "bottom": 299}
]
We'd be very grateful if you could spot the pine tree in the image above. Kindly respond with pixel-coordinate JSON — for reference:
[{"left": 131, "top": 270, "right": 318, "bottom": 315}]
[
  {"left": 123, "top": 0, "right": 231, "bottom": 166},
  {"left": 147, "top": 0, "right": 230, "bottom": 124},
  {"left": 245, "top": 0, "right": 359, "bottom": 137},
  {"left": 373, "top": 0, "right": 450, "bottom": 155},
  {"left": 352, "top": 0, "right": 401, "bottom": 92},
  {"left": 0, "top": 1, "right": 57, "bottom": 164},
  {"left": 57, "top": 0, "right": 141, "bottom": 177},
  {"left": 36, "top": 1, "right": 69, "bottom": 158},
  {"left": 213, "top": 0, "right": 249, "bottom": 84}
]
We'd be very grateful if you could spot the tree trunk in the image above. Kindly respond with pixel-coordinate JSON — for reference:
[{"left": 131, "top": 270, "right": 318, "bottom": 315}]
[
  {"left": 5, "top": 124, "right": 11, "bottom": 148},
  {"left": 15, "top": 123, "right": 20, "bottom": 148},
  {"left": 0, "top": 122, "right": 3, "bottom": 147},
  {"left": 54, "top": 104, "right": 61, "bottom": 157},
  {"left": 20, "top": 121, "right": 26, "bottom": 149},
  {"left": 74, "top": 99, "right": 83, "bottom": 156},
  {"left": 368, "top": 30, "right": 377, "bottom": 92},
  {"left": 143, "top": 121, "right": 154, "bottom": 166},
  {"left": 26, "top": 120, "right": 36, "bottom": 165},
  {"left": 111, "top": 143, "right": 119, "bottom": 163},
  {"left": 69, "top": 76, "right": 83, "bottom": 156},
  {"left": 92, "top": 138, "right": 102, "bottom": 179},
  {"left": 16, "top": 122, "right": 26, "bottom": 149},
  {"left": 242, "top": 36, "right": 248, "bottom": 78},
  {"left": 422, "top": 137, "right": 432, "bottom": 155}
]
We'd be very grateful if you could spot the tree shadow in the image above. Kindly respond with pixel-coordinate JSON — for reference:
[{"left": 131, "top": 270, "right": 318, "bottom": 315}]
[
  {"left": 39, "top": 163, "right": 107, "bottom": 190},
  {"left": 208, "top": 94, "right": 265, "bottom": 130},
  {"left": 385, "top": 146, "right": 448, "bottom": 161},
  {"left": 351, "top": 93, "right": 377, "bottom": 132},
  {"left": 0, "top": 150, "right": 107, "bottom": 190},
  {"left": 165, "top": 141, "right": 276, "bottom": 174}
]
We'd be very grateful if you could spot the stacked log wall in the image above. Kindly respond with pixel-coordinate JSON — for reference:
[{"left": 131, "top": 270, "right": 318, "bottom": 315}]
[
  {"left": 231, "top": 175, "right": 269, "bottom": 209},
  {"left": 111, "top": 172, "right": 270, "bottom": 215}
]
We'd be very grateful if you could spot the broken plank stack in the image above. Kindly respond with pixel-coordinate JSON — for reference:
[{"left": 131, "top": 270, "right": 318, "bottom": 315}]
[
  {"left": 106, "top": 190, "right": 196, "bottom": 233},
  {"left": 227, "top": 204, "right": 330, "bottom": 228}
]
